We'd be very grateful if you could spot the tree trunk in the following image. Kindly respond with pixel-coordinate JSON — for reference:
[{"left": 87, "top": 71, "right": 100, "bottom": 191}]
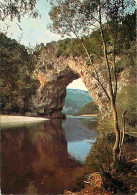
[
  {"left": 111, "top": 98, "right": 120, "bottom": 162},
  {"left": 99, "top": 8, "right": 120, "bottom": 162}
]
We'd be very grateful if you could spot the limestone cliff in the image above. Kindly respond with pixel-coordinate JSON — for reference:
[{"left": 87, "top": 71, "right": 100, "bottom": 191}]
[
  {"left": 30, "top": 44, "right": 129, "bottom": 118},
  {"left": 1, "top": 21, "right": 135, "bottom": 118}
]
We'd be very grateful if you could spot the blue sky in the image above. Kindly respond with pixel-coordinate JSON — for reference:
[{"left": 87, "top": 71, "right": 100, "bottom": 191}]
[
  {"left": 1, "top": 1, "right": 62, "bottom": 46},
  {"left": 1, "top": 0, "right": 88, "bottom": 91}
]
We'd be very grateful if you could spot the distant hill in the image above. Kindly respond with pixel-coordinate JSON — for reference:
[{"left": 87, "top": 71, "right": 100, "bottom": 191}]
[{"left": 62, "top": 89, "right": 92, "bottom": 115}]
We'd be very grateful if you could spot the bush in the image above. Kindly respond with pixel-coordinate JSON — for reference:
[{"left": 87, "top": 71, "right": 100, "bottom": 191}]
[
  {"left": 117, "top": 84, "right": 137, "bottom": 130},
  {"left": 97, "top": 84, "right": 137, "bottom": 137},
  {"left": 77, "top": 102, "right": 99, "bottom": 115}
]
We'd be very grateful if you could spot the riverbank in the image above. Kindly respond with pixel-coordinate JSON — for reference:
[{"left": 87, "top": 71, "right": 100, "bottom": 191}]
[
  {"left": 68, "top": 114, "right": 98, "bottom": 118},
  {"left": 80, "top": 114, "right": 98, "bottom": 117},
  {"left": 64, "top": 133, "right": 137, "bottom": 195},
  {"left": 0, "top": 115, "right": 49, "bottom": 123}
]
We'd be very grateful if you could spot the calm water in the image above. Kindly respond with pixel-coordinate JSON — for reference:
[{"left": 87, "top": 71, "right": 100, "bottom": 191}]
[{"left": 1, "top": 116, "right": 98, "bottom": 194}]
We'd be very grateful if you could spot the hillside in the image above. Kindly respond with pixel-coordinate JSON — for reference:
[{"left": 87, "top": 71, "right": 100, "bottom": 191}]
[{"left": 62, "top": 89, "right": 92, "bottom": 115}]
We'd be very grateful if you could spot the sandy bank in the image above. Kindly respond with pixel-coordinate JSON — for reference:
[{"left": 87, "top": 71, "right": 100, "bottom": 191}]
[{"left": 0, "top": 115, "right": 49, "bottom": 124}]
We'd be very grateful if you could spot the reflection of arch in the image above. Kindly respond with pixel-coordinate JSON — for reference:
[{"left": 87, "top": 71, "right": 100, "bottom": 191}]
[
  {"left": 1, "top": 120, "right": 82, "bottom": 194},
  {"left": 32, "top": 46, "right": 109, "bottom": 118}
]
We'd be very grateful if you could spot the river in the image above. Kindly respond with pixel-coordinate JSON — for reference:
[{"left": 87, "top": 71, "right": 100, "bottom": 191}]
[{"left": 1, "top": 116, "right": 98, "bottom": 194}]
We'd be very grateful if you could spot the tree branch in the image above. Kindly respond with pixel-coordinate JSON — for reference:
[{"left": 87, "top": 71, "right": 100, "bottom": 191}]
[
  {"left": 113, "top": 43, "right": 118, "bottom": 100},
  {"left": 99, "top": 5, "right": 114, "bottom": 102},
  {"left": 75, "top": 57, "right": 110, "bottom": 101},
  {"left": 58, "top": 1, "right": 110, "bottom": 101}
]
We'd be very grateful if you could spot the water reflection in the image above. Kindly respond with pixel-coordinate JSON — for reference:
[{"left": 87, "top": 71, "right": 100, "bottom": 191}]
[
  {"left": 64, "top": 117, "right": 97, "bottom": 162},
  {"left": 1, "top": 117, "right": 98, "bottom": 194}
]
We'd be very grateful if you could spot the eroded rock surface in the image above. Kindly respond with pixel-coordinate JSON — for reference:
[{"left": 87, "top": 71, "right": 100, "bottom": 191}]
[{"left": 31, "top": 45, "right": 127, "bottom": 118}]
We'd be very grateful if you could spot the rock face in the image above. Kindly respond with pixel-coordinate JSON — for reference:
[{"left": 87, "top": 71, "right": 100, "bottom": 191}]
[{"left": 31, "top": 45, "right": 126, "bottom": 118}]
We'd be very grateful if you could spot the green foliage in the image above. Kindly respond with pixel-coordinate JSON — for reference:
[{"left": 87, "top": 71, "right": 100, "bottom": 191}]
[
  {"left": 55, "top": 38, "right": 83, "bottom": 58},
  {"left": 49, "top": 0, "right": 135, "bottom": 59},
  {"left": 85, "top": 31, "right": 103, "bottom": 58},
  {"left": 55, "top": 29, "right": 104, "bottom": 59},
  {"left": 0, "top": 0, "right": 39, "bottom": 21},
  {"left": 84, "top": 135, "right": 137, "bottom": 193},
  {"left": 84, "top": 136, "right": 113, "bottom": 173},
  {"left": 62, "top": 89, "right": 92, "bottom": 115},
  {"left": 120, "top": 11, "right": 136, "bottom": 47},
  {"left": 53, "top": 10, "right": 136, "bottom": 62},
  {"left": 0, "top": 33, "right": 37, "bottom": 114},
  {"left": 77, "top": 102, "right": 99, "bottom": 115},
  {"left": 98, "top": 84, "right": 137, "bottom": 136},
  {"left": 117, "top": 85, "right": 137, "bottom": 130},
  {"left": 111, "top": 11, "right": 136, "bottom": 55}
]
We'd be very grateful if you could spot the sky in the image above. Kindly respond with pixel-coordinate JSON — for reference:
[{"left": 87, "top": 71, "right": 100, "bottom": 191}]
[
  {"left": 1, "top": 1, "right": 62, "bottom": 46},
  {"left": 67, "top": 78, "right": 88, "bottom": 91},
  {"left": 1, "top": 0, "right": 88, "bottom": 91}
]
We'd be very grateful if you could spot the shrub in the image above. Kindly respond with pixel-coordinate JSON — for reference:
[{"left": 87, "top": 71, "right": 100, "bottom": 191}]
[{"left": 77, "top": 102, "right": 99, "bottom": 115}]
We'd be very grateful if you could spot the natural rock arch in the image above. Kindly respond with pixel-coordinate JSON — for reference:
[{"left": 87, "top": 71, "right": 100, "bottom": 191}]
[{"left": 31, "top": 45, "right": 111, "bottom": 118}]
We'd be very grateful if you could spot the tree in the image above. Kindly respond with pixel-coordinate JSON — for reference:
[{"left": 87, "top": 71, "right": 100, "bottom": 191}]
[
  {"left": 0, "top": 32, "right": 37, "bottom": 113},
  {"left": 0, "top": 0, "right": 39, "bottom": 21},
  {"left": 48, "top": 0, "right": 135, "bottom": 162}
]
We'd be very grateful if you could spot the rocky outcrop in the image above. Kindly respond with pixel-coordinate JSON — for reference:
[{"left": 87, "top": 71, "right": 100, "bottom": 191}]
[{"left": 30, "top": 45, "right": 127, "bottom": 118}]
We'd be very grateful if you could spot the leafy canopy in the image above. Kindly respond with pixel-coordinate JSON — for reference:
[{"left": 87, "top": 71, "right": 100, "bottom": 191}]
[
  {"left": 0, "top": 0, "right": 39, "bottom": 21},
  {"left": 0, "top": 32, "right": 37, "bottom": 113},
  {"left": 49, "top": 0, "right": 135, "bottom": 38}
]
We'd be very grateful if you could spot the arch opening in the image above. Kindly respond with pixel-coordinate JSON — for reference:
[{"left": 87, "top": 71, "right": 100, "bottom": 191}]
[{"left": 62, "top": 78, "right": 93, "bottom": 116}]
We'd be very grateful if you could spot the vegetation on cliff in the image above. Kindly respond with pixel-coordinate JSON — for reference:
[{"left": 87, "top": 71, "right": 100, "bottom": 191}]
[
  {"left": 0, "top": 33, "right": 37, "bottom": 114},
  {"left": 51, "top": 10, "right": 136, "bottom": 60}
]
